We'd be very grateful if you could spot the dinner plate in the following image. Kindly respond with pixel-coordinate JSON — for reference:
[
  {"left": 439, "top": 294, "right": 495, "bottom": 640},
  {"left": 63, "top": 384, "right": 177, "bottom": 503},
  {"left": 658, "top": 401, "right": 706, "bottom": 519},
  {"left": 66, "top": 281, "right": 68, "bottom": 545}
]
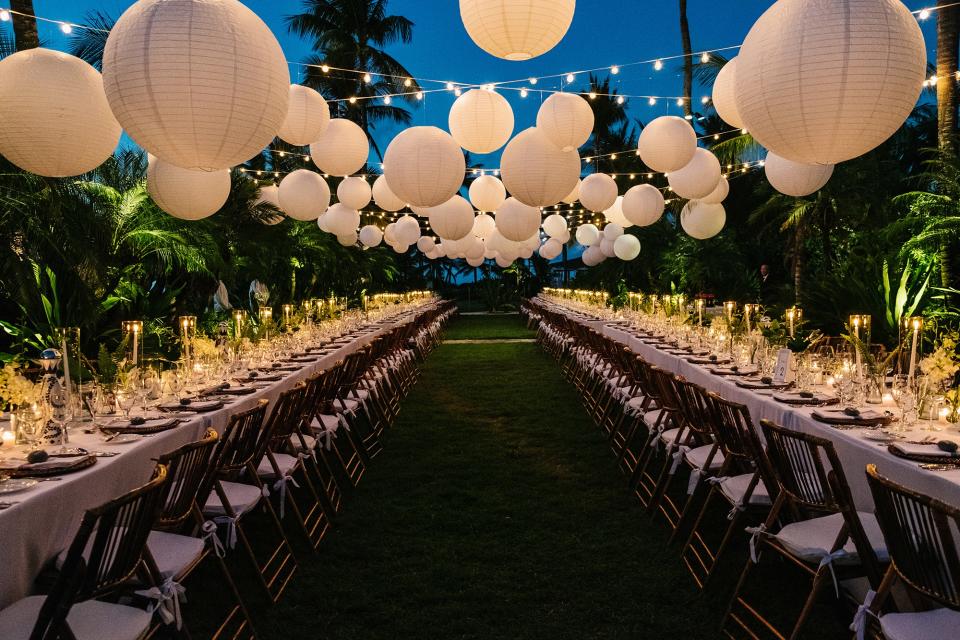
[
  {"left": 105, "top": 434, "right": 141, "bottom": 445},
  {"left": 0, "top": 479, "right": 38, "bottom": 494}
]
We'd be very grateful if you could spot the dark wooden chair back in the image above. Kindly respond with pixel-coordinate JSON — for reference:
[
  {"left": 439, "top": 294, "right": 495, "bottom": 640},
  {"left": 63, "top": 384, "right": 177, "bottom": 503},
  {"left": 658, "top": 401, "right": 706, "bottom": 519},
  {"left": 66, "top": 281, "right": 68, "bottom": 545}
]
[
  {"left": 207, "top": 400, "right": 269, "bottom": 481},
  {"left": 154, "top": 429, "right": 219, "bottom": 531}
]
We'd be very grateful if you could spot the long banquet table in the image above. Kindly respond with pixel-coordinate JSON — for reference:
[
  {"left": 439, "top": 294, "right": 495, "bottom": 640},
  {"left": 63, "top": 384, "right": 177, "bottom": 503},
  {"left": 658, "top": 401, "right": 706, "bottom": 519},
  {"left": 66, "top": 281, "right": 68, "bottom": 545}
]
[{"left": 0, "top": 303, "right": 436, "bottom": 609}]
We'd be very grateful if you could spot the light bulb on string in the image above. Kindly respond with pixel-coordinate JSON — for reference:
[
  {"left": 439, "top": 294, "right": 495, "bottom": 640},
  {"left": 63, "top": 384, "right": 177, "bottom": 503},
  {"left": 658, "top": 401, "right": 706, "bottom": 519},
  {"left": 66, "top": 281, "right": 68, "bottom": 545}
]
[
  {"left": 919, "top": 8, "right": 931, "bottom": 20},
  {"left": 0, "top": 10, "right": 9, "bottom": 21},
  {"left": 404, "top": 78, "right": 412, "bottom": 87},
  {"left": 363, "top": 73, "right": 372, "bottom": 83},
  {"left": 701, "top": 95, "right": 709, "bottom": 104},
  {"left": 648, "top": 97, "right": 656, "bottom": 106},
  {"left": 677, "top": 97, "right": 684, "bottom": 107},
  {"left": 529, "top": 77, "right": 538, "bottom": 85},
  {"left": 520, "top": 88, "right": 528, "bottom": 98},
  {"left": 383, "top": 95, "right": 391, "bottom": 104},
  {"left": 654, "top": 60, "right": 663, "bottom": 71},
  {"left": 566, "top": 73, "right": 575, "bottom": 83},
  {"left": 611, "top": 65, "right": 620, "bottom": 74},
  {"left": 321, "top": 64, "right": 330, "bottom": 73},
  {"left": 60, "top": 22, "right": 72, "bottom": 34},
  {"left": 701, "top": 52, "right": 710, "bottom": 63},
  {"left": 616, "top": 95, "right": 624, "bottom": 104}
]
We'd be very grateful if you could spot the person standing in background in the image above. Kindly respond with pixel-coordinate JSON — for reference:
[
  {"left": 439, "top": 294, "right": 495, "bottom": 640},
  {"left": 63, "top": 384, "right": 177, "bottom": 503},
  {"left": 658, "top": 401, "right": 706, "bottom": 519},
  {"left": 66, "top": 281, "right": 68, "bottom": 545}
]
[{"left": 758, "top": 264, "right": 773, "bottom": 305}]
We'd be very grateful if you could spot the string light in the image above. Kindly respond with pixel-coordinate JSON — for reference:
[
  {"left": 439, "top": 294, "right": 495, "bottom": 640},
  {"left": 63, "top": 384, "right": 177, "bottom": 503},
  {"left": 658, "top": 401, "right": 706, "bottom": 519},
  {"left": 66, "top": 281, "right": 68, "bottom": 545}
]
[
  {"left": 676, "top": 97, "right": 684, "bottom": 106},
  {"left": 520, "top": 88, "right": 528, "bottom": 98},
  {"left": 529, "top": 77, "right": 538, "bottom": 85},
  {"left": 565, "top": 73, "right": 575, "bottom": 83},
  {"left": 588, "top": 91, "right": 597, "bottom": 99},
  {"left": 648, "top": 97, "right": 656, "bottom": 106},
  {"left": 383, "top": 95, "right": 391, "bottom": 104},
  {"left": 701, "top": 95, "right": 709, "bottom": 104},
  {"left": 701, "top": 52, "right": 710, "bottom": 63},
  {"left": 919, "top": 8, "right": 932, "bottom": 19},
  {"left": 454, "top": 87, "right": 462, "bottom": 96},
  {"left": 616, "top": 95, "right": 624, "bottom": 104},
  {"left": 0, "top": 9, "right": 8, "bottom": 21},
  {"left": 654, "top": 59, "right": 663, "bottom": 71},
  {"left": 321, "top": 64, "right": 330, "bottom": 73},
  {"left": 611, "top": 65, "right": 620, "bottom": 74},
  {"left": 403, "top": 78, "right": 412, "bottom": 87},
  {"left": 363, "top": 72, "right": 372, "bottom": 83}
]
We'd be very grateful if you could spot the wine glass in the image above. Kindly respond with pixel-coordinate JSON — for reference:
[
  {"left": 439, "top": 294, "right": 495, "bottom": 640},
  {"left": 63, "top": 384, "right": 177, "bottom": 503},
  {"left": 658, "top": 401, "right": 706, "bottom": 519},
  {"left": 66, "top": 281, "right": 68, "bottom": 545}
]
[
  {"left": 116, "top": 384, "right": 136, "bottom": 421},
  {"left": 48, "top": 383, "right": 74, "bottom": 453}
]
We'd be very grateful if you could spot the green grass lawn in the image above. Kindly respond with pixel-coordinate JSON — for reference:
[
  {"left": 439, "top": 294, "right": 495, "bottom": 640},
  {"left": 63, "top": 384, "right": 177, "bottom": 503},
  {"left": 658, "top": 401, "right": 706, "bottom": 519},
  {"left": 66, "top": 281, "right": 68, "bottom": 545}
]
[{"left": 442, "top": 314, "right": 535, "bottom": 341}]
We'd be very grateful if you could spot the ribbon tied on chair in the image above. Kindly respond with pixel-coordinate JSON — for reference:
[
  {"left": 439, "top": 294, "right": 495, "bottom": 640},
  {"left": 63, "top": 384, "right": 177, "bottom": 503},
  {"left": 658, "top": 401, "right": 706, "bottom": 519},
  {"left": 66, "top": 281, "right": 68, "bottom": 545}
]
[
  {"left": 669, "top": 445, "right": 690, "bottom": 475},
  {"left": 137, "top": 577, "right": 187, "bottom": 629},
  {"left": 213, "top": 515, "right": 239, "bottom": 550},
  {"left": 201, "top": 520, "right": 226, "bottom": 558},
  {"left": 818, "top": 548, "right": 851, "bottom": 598},
  {"left": 744, "top": 523, "right": 767, "bottom": 563},
  {"left": 273, "top": 474, "right": 300, "bottom": 519},
  {"left": 849, "top": 589, "right": 877, "bottom": 640}
]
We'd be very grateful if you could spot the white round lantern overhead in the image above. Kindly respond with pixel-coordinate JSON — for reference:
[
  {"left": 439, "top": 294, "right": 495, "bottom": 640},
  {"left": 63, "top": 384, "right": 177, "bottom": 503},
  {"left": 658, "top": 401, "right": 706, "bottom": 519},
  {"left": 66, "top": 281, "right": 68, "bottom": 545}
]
[
  {"left": 542, "top": 213, "right": 568, "bottom": 238},
  {"left": 539, "top": 238, "right": 563, "bottom": 260},
  {"left": 472, "top": 212, "right": 497, "bottom": 240},
  {"left": 448, "top": 89, "right": 514, "bottom": 154},
  {"left": 395, "top": 214, "right": 422, "bottom": 245},
  {"left": 278, "top": 170, "right": 330, "bottom": 221},
  {"left": 735, "top": 0, "right": 926, "bottom": 165},
  {"left": 575, "top": 223, "right": 600, "bottom": 247},
  {"left": 536, "top": 92, "right": 594, "bottom": 152},
  {"left": 500, "top": 127, "right": 580, "bottom": 207},
  {"left": 427, "top": 195, "right": 475, "bottom": 241},
  {"left": 102, "top": 0, "right": 289, "bottom": 171},
  {"left": 700, "top": 175, "right": 730, "bottom": 205},
  {"left": 622, "top": 184, "right": 665, "bottom": 227},
  {"left": 495, "top": 197, "right": 541, "bottom": 242},
  {"left": 637, "top": 116, "right": 698, "bottom": 173},
  {"left": 555, "top": 228, "right": 571, "bottom": 244},
  {"left": 561, "top": 179, "right": 581, "bottom": 204},
  {"left": 358, "top": 224, "right": 383, "bottom": 248},
  {"left": 147, "top": 155, "right": 230, "bottom": 220},
  {"left": 324, "top": 203, "right": 361, "bottom": 236},
  {"left": 255, "top": 184, "right": 284, "bottom": 225},
  {"left": 459, "top": 0, "right": 575, "bottom": 61},
  {"left": 582, "top": 245, "right": 604, "bottom": 267},
  {"left": 277, "top": 84, "right": 330, "bottom": 146},
  {"left": 384, "top": 222, "right": 398, "bottom": 245},
  {"left": 614, "top": 234, "right": 641, "bottom": 261},
  {"left": 383, "top": 126, "right": 466, "bottom": 207},
  {"left": 603, "top": 196, "right": 631, "bottom": 228},
  {"left": 469, "top": 175, "right": 507, "bottom": 211},
  {"left": 372, "top": 175, "right": 406, "bottom": 212},
  {"left": 711, "top": 58, "right": 744, "bottom": 130},
  {"left": 463, "top": 236, "right": 486, "bottom": 260},
  {"left": 317, "top": 213, "right": 331, "bottom": 232},
  {"left": 603, "top": 222, "right": 624, "bottom": 241},
  {"left": 337, "top": 231, "right": 358, "bottom": 247},
  {"left": 764, "top": 152, "right": 835, "bottom": 197},
  {"left": 680, "top": 201, "right": 726, "bottom": 240},
  {"left": 416, "top": 236, "right": 435, "bottom": 253},
  {"left": 466, "top": 255, "right": 486, "bottom": 267},
  {"left": 337, "top": 176, "right": 372, "bottom": 210},
  {"left": 0, "top": 49, "right": 121, "bottom": 177},
  {"left": 310, "top": 118, "right": 369, "bottom": 176},
  {"left": 600, "top": 237, "right": 616, "bottom": 258},
  {"left": 495, "top": 254, "right": 514, "bottom": 268},
  {"left": 579, "top": 173, "right": 618, "bottom": 213},
  {"left": 668, "top": 148, "right": 721, "bottom": 200}
]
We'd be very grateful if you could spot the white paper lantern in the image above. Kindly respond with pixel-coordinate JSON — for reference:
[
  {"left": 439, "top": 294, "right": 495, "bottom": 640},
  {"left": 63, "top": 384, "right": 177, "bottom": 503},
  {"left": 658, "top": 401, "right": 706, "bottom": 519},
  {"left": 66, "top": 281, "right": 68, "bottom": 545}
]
[
  {"left": 542, "top": 213, "right": 567, "bottom": 238},
  {"left": 383, "top": 126, "right": 466, "bottom": 207},
  {"left": 427, "top": 195, "right": 475, "bottom": 241},
  {"left": 614, "top": 234, "right": 641, "bottom": 261},
  {"left": 637, "top": 116, "right": 697, "bottom": 173},
  {"left": 392, "top": 243, "right": 409, "bottom": 254},
  {"left": 582, "top": 245, "right": 603, "bottom": 267},
  {"left": 359, "top": 224, "right": 383, "bottom": 247},
  {"left": 463, "top": 236, "right": 486, "bottom": 260},
  {"left": 449, "top": 89, "right": 514, "bottom": 154},
  {"left": 561, "top": 179, "right": 581, "bottom": 204},
  {"left": 711, "top": 58, "right": 743, "bottom": 130},
  {"left": 603, "top": 196, "right": 631, "bottom": 228},
  {"left": 472, "top": 212, "right": 497, "bottom": 239},
  {"left": 579, "top": 173, "right": 618, "bottom": 213},
  {"left": 277, "top": 84, "right": 330, "bottom": 146},
  {"left": 372, "top": 175, "right": 406, "bottom": 212},
  {"left": 600, "top": 237, "right": 617, "bottom": 258},
  {"left": 310, "top": 118, "right": 369, "bottom": 176},
  {"left": 469, "top": 175, "right": 507, "bottom": 211},
  {"left": 603, "top": 222, "right": 624, "bottom": 241},
  {"left": 384, "top": 222, "right": 398, "bottom": 244},
  {"left": 147, "top": 155, "right": 230, "bottom": 220},
  {"left": 668, "top": 148, "right": 721, "bottom": 200},
  {"left": 680, "top": 201, "right": 726, "bottom": 240},
  {"left": 459, "top": 0, "right": 575, "bottom": 61},
  {"left": 622, "top": 184, "right": 665, "bottom": 227},
  {"left": 536, "top": 92, "right": 594, "bottom": 152},
  {"left": 555, "top": 228, "right": 571, "bottom": 244},
  {"left": 255, "top": 184, "right": 284, "bottom": 224},
  {"left": 494, "top": 254, "right": 514, "bottom": 268},
  {"left": 317, "top": 213, "right": 330, "bottom": 232},
  {"left": 102, "top": 0, "right": 289, "bottom": 171},
  {"left": 337, "top": 176, "right": 372, "bottom": 209},
  {"left": 701, "top": 175, "right": 730, "bottom": 204},
  {"left": 0, "top": 49, "right": 121, "bottom": 177},
  {"left": 764, "top": 152, "right": 834, "bottom": 197},
  {"left": 338, "top": 231, "right": 358, "bottom": 247},
  {"left": 416, "top": 237, "right": 435, "bottom": 253},
  {"left": 495, "top": 197, "right": 541, "bottom": 242},
  {"left": 324, "top": 203, "right": 361, "bottom": 236},
  {"left": 500, "top": 127, "right": 580, "bottom": 207},
  {"left": 575, "top": 223, "right": 600, "bottom": 246},
  {"left": 466, "top": 255, "right": 486, "bottom": 267},
  {"left": 278, "top": 170, "right": 330, "bottom": 221},
  {"left": 736, "top": 0, "right": 925, "bottom": 165},
  {"left": 539, "top": 238, "right": 563, "bottom": 260},
  {"left": 395, "top": 214, "right": 422, "bottom": 245}
]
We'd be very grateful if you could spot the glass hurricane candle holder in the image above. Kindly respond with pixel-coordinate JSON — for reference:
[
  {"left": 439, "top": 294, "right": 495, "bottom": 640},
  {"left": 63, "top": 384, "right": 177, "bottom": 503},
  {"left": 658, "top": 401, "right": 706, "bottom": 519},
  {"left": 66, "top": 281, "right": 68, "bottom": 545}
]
[
  {"left": 232, "top": 309, "right": 247, "bottom": 339},
  {"left": 121, "top": 320, "right": 143, "bottom": 367},
  {"left": 282, "top": 304, "right": 294, "bottom": 331},
  {"left": 786, "top": 307, "right": 802, "bottom": 338}
]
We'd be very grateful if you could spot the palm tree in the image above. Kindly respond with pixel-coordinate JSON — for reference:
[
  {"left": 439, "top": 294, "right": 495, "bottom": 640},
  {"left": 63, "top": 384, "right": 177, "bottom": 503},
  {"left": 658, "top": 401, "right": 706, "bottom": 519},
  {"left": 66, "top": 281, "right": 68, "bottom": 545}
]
[
  {"left": 68, "top": 10, "right": 114, "bottom": 70},
  {"left": 678, "top": 0, "right": 693, "bottom": 118},
  {"left": 10, "top": 0, "right": 39, "bottom": 51},
  {"left": 937, "top": 7, "right": 959, "bottom": 296}
]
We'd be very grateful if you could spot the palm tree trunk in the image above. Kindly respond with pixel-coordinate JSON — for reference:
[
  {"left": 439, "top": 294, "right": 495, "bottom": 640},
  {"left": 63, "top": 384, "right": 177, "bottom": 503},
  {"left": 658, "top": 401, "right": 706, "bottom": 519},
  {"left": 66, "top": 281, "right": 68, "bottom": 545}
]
[
  {"left": 938, "top": 8, "right": 960, "bottom": 292},
  {"left": 10, "top": 0, "right": 40, "bottom": 51},
  {"left": 793, "top": 235, "right": 803, "bottom": 303},
  {"left": 679, "top": 0, "right": 693, "bottom": 118}
]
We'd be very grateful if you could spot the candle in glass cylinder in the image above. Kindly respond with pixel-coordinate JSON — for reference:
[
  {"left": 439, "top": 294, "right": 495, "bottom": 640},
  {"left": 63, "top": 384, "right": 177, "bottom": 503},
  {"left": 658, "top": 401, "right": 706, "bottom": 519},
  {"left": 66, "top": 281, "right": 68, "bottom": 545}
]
[
  {"left": 849, "top": 315, "right": 864, "bottom": 380},
  {"left": 786, "top": 307, "right": 801, "bottom": 339},
  {"left": 232, "top": 310, "right": 247, "bottom": 339},
  {"left": 259, "top": 307, "right": 273, "bottom": 340},
  {"left": 695, "top": 298, "right": 704, "bottom": 327},
  {"left": 725, "top": 301, "right": 736, "bottom": 326},
  {"left": 282, "top": 304, "right": 293, "bottom": 331},
  {"left": 121, "top": 320, "right": 143, "bottom": 366},
  {"left": 743, "top": 304, "right": 755, "bottom": 333},
  {"left": 907, "top": 316, "right": 922, "bottom": 384}
]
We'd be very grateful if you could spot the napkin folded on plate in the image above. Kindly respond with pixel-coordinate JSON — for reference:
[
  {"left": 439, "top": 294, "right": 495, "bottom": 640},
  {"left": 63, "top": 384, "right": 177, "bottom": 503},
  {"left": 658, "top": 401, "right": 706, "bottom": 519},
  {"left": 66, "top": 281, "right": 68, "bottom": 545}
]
[
  {"left": 773, "top": 392, "right": 836, "bottom": 404},
  {"left": 100, "top": 416, "right": 179, "bottom": 429},
  {"left": 890, "top": 441, "right": 959, "bottom": 458},
  {"left": 812, "top": 408, "right": 887, "bottom": 424},
  {"left": 688, "top": 356, "right": 731, "bottom": 365},
  {"left": 709, "top": 366, "right": 758, "bottom": 376},
  {"left": 158, "top": 399, "right": 223, "bottom": 412}
]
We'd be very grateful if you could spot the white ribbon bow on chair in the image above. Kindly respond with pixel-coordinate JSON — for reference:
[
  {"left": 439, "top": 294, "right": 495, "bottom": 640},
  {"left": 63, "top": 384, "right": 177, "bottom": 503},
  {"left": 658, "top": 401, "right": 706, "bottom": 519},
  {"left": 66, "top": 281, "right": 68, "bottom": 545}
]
[
  {"left": 818, "top": 548, "right": 850, "bottom": 597},
  {"left": 850, "top": 589, "right": 877, "bottom": 640},
  {"left": 273, "top": 474, "right": 300, "bottom": 519},
  {"left": 201, "top": 520, "right": 225, "bottom": 558},
  {"left": 213, "top": 515, "right": 239, "bottom": 550},
  {"left": 137, "top": 577, "right": 186, "bottom": 629},
  {"left": 744, "top": 523, "right": 767, "bottom": 563},
  {"left": 669, "top": 445, "right": 690, "bottom": 475}
]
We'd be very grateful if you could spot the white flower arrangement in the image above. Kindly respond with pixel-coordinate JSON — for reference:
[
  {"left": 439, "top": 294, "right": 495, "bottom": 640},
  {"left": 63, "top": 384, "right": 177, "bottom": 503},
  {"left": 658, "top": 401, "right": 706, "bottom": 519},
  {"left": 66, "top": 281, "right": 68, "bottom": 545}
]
[
  {"left": 919, "top": 333, "right": 959, "bottom": 386},
  {"left": 0, "top": 361, "right": 42, "bottom": 410}
]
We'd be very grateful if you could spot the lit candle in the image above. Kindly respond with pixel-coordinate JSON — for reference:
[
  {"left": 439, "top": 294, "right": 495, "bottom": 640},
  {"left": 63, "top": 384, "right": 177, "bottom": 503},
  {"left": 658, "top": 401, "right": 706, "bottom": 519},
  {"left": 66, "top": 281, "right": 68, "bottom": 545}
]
[
  {"left": 907, "top": 316, "right": 922, "bottom": 384},
  {"left": 1, "top": 430, "right": 14, "bottom": 446},
  {"left": 725, "top": 301, "right": 736, "bottom": 324},
  {"left": 282, "top": 304, "right": 293, "bottom": 331},
  {"left": 743, "top": 304, "right": 754, "bottom": 333},
  {"left": 122, "top": 321, "right": 143, "bottom": 366},
  {"left": 786, "top": 307, "right": 796, "bottom": 338},
  {"left": 695, "top": 298, "right": 704, "bottom": 327},
  {"left": 850, "top": 315, "right": 863, "bottom": 380}
]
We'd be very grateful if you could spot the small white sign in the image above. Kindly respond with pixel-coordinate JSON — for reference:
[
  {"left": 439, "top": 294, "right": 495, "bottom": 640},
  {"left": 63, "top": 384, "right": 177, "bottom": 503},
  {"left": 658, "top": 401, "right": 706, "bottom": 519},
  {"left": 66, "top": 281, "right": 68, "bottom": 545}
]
[{"left": 774, "top": 348, "right": 793, "bottom": 383}]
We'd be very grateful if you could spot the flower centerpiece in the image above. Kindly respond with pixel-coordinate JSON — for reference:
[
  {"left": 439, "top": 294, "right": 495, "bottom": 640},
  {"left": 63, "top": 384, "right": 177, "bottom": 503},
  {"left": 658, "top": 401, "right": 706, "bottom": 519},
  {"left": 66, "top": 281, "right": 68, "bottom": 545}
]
[{"left": 918, "top": 331, "right": 960, "bottom": 422}]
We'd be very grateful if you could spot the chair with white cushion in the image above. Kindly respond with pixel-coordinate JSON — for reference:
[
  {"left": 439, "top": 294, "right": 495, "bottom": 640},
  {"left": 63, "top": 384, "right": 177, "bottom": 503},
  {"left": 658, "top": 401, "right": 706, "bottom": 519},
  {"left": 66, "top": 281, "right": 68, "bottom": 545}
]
[
  {"left": 0, "top": 464, "right": 169, "bottom": 640},
  {"left": 630, "top": 366, "right": 684, "bottom": 509}
]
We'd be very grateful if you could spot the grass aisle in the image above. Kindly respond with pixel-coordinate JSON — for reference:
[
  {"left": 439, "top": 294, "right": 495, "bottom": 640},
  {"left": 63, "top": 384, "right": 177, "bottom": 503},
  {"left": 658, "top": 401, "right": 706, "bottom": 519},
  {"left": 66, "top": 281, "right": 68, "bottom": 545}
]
[{"left": 257, "top": 315, "right": 839, "bottom": 639}]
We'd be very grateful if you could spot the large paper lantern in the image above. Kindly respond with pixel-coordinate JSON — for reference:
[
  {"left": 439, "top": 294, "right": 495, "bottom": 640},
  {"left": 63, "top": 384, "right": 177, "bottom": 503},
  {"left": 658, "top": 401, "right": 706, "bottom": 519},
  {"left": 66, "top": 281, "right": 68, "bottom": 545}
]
[
  {"left": 102, "top": 0, "right": 289, "bottom": 170},
  {"left": 427, "top": 195, "right": 475, "bottom": 241},
  {"left": 579, "top": 173, "right": 618, "bottom": 213},
  {"left": 622, "top": 184, "right": 664, "bottom": 227},
  {"left": 600, "top": 237, "right": 616, "bottom": 258},
  {"left": 469, "top": 175, "right": 507, "bottom": 212},
  {"left": 147, "top": 155, "right": 230, "bottom": 220},
  {"left": 603, "top": 222, "right": 624, "bottom": 241},
  {"left": 764, "top": 152, "right": 834, "bottom": 197},
  {"left": 701, "top": 175, "right": 730, "bottom": 204},
  {"left": 711, "top": 58, "right": 743, "bottom": 130},
  {"left": 638, "top": 116, "right": 697, "bottom": 173},
  {"left": 395, "top": 214, "right": 422, "bottom": 245},
  {"left": 310, "top": 118, "right": 369, "bottom": 176},
  {"left": 0, "top": 49, "right": 121, "bottom": 177},
  {"left": 255, "top": 184, "right": 284, "bottom": 224},
  {"left": 463, "top": 236, "right": 486, "bottom": 260},
  {"left": 554, "top": 228, "right": 571, "bottom": 244},
  {"left": 337, "top": 176, "right": 372, "bottom": 209},
  {"left": 416, "top": 237, "right": 436, "bottom": 253},
  {"left": 575, "top": 223, "right": 600, "bottom": 246},
  {"left": 614, "top": 234, "right": 641, "bottom": 261},
  {"left": 539, "top": 238, "right": 563, "bottom": 260},
  {"left": 542, "top": 213, "right": 567, "bottom": 238},
  {"left": 449, "top": 89, "right": 514, "bottom": 154},
  {"left": 337, "top": 231, "right": 358, "bottom": 247},
  {"left": 472, "top": 212, "right": 497, "bottom": 239},
  {"left": 459, "top": 0, "right": 575, "bottom": 61},
  {"left": 603, "top": 196, "right": 631, "bottom": 228},
  {"left": 680, "top": 201, "right": 726, "bottom": 240},
  {"left": 582, "top": 245, "right": 604, "bottom": 266},
  {"left": 358, "top": 224, "right": 383, "bottom": 247},
  {"left": 495, "top": 197, "right": 540, "bottom": 242},
  {"left": 277, "top": 84, "right": 330, "bottom": 146},
  {"left": 279, "top": 170, "right": 330, "bottom": 221},
  {"left": 668, "top": 149, "right": 721, "bottom": 200},
  {"left": 500, "top": 127, "right": 580, "bottom": 207},
  {"left": 324, "top": 203, "right": 360, "bottom": 236},
  {"left": 372, "top": 175, "right": 406, "bottom": 211},
  {"left": 561, "top": 179, "right": 581, "bottom": 204},
  {"left": 536, "top": 92, "right": 594, "bottom": 152},
  {"left": 466, "top": 255, "right": 486, "bottom": 267},
  {"left": 383, "top": 126, "right": 466, "bottom": 207},
  {"left": 736, "top": 0, "right": 925, "bottom": 165},
  {"left": 384, "top": 222, "right": 398, "bottom": 244}
]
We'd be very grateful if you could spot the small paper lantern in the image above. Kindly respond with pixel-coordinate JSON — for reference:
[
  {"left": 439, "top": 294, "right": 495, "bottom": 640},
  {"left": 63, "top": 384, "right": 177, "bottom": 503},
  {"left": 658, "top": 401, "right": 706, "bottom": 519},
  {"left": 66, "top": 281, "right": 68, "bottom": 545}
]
[
  {"left": 575, "top": 223, "right": 600, "bottom": 246},
  {"left": 603, "top": 196, "right": 631, "bottom": 228},
  {"left": 680, "top": 201, "right": 726, "bottom": 240},
  {"left": 542, "top": 213, "right": 567, "bottom": 238},
  {"left": 279, "top": 170, "right": 330, "bottom": 221},
  {"left": 668, "top": 148, "right": 721, "bottom": 200},
  {"left": 337, "top": 176, "right": 372, "bottom": 209},
  {"left": 392, "top": 243, "right": 409, "bottom": 254},
  {"left": 384, "top": 222, "right": 398, "bottom": 244},
  {"left": 359, "top": 224, "right": 383, "bottom": 247},
  {"left": 102, "top": 0, "right": 289, "bottom": 170},
  {"left": 582, "top": 245, "right": 604, "bottom": 266},
  {"left": 711, "top": 58, "right": 744, "bottom": 130},
  {"left": 277, "top": 84, "right": 330, "bottom": 146},
  {"left": 317, "top": 213, "right": 330, "bottom": 232},
  {"left": 395, "top": 214, "right": 422, "bottom": 245},
  {"left": 622, "top": 184, "right": 665, "bottom": 227},
  {"left": 469, "top": 175, "right": 507, "bottom": 211},
  {"left": 383, "top": 126, "right": 466, "bottom": 207},
  {"left": 495, "top": 254, "right": 514, "bottom": 268},
  {"left": 539, "top": 238, "right": 563, "bottom": 260},
  {"left": 466, "top": 255, "right": 486, "bottom": 267},
  {"left": 500, "top": 127, "right": 580, "bottom": 207},
  {"left": 555, "top": 228, "right": 571, "bottom": 244},
  {"left": 449, "top": 89, "right": 514, "bottom": 154},
  {"left": 600, "top": 237, "right": 616, "bottom": 258},
  {"left": 427, "top": 195, "right": 475, "bottom": 241},
  {"left": 147, "top": 155, "right": 230, "bottom": 220},
  {"left": 255, "top": 184, "right": 284, "bottom": 225},
  {"left": 579, "top": 173, "right": 618, "bottom": 213},
  {"left": 416, "top": 237, "right": 435, "bottom": 253},
  {"left": 736, "top": 0, "right": 926, "bottom": 165},
  {"left": 638, "top": 116, "right": 697, "bottom": 173},
  {"left": 603, "top": 222, "right": 624, "bottom": 241},
  {"left": 472, "top": 212, "right": 497, "bottom": 239},
  {"left": 338, "top": 231, "right": 358, "bottom": 247},
  {"left": 495, "top": 197, "right": 540, "bottom": 242},
  {"left": 614, "top": 234, "right": 641, "bottom": 260},
  {"left": 0, "top": 49, "right": 121, "bottom": 177},
  {"left": 324, "top": 203, "right": 360, "bottom": 236},
  {"left": 561, "top": 179, "right": 581, "bottom": 204},
  {"left": 459, "top": 0, "right": 575, "bottom": 61},
  {"left": 310, "top": 118, "right": 369, "bottom": 176},
  {"left": 372, "top": 175, "right": 406, "bottom": 211},
  {"left": 700, "top": 175, "right": 730, "bottom": 204},
  {"left": 536, "top": 92, "right": 594, "bottom": 152},
  {"left": 764, "top": 152, "right": 834, "bottom": 197},
  {"left": 464, "top": 236, "right": 486, "bottom": 260}
]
